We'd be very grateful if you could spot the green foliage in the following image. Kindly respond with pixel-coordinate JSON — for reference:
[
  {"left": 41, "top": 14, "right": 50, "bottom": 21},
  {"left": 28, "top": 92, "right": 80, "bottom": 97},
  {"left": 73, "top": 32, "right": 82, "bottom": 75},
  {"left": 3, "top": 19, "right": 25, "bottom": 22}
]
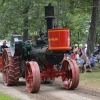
[{"left": 0, "top": 0, "right": 94, "bottom": 43}]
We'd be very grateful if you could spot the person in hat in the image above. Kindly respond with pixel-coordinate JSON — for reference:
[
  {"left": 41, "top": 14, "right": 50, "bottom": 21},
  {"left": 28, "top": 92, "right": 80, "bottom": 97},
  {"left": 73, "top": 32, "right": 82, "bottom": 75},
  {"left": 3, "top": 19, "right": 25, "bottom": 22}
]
[{"left": 24, "top": 36, "right": 33, "bottom": 44}]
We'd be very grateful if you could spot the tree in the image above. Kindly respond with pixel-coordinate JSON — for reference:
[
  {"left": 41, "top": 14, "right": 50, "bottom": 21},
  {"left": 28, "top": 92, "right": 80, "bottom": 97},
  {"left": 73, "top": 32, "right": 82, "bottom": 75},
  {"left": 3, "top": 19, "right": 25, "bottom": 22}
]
[
  {"left": 87, "top": 0, "right": 100, "bottom": 56},
  {"left": 0, "top": 0, "right": 99, "bottom": 50}
]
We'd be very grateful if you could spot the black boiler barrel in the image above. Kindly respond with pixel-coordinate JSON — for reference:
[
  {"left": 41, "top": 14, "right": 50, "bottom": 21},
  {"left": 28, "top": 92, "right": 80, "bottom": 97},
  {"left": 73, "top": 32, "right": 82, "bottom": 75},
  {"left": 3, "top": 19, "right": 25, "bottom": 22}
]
[{"left": 30, "top": 47, "right": 64, "bottom": 65}]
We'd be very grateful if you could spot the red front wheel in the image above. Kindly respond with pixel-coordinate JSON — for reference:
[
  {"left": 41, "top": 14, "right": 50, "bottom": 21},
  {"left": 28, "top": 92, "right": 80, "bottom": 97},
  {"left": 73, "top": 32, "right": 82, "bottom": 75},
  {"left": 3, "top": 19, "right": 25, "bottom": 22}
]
[
  {"left": 61, "top": 59, "right": 79, "bottom": 89},
  {"left": 25, "top": 61, "right": 40, "bottom": 93}
]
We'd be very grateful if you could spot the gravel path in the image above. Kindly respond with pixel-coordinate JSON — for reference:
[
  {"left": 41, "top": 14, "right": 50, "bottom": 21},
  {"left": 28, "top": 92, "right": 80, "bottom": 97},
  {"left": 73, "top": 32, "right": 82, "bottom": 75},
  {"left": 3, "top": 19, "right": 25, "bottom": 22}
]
[{"left": 0, "top": 72, "right": 100, "bottom": 100}]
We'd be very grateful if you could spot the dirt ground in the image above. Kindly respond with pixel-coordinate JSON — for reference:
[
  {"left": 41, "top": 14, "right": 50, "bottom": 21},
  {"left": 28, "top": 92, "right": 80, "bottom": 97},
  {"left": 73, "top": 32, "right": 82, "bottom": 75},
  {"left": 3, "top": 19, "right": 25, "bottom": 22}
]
[{"left": 0, "top": 72, "right": 100, "bottom": 100}]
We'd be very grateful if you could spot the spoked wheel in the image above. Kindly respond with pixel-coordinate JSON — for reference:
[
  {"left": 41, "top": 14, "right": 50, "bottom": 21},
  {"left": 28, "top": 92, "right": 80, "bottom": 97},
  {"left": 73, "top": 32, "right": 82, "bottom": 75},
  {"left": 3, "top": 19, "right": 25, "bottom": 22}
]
[
  {"left": 2, "top": 48, "right": 20, "bottom": 86},
  {"left": 25, "top": 61, "right": 40, "bottom": 93},
  {"left": 61, "top": 59, "right": 79, "bottom": 89}
]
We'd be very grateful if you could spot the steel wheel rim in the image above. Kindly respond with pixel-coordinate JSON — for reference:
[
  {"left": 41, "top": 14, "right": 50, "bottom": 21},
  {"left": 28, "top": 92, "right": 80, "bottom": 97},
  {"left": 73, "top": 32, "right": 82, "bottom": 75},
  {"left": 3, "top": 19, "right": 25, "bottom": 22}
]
[
  {"left": 61, "top": 59, "right": 79, "bottom": 89},
  {"left": 25, "top": 63, "right": 34, "bottom": 92},
  {"left": 25, "top": 61, "right": 40, "bottom": 93},
  {"left": 2, "top": 49, "right": 9, "bottom": 85},
  {"left": 2, "top": 48, "right": 20, "bottom": 86},
  {"left": 61, "top": 60, "right": 73, "bottom": 89}
]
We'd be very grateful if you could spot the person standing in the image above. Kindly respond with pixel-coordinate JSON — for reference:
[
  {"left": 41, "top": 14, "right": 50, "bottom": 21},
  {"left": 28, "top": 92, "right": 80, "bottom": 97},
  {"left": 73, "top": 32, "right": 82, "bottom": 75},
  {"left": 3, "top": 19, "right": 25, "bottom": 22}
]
[
  {"left": 93, "top": 43, "right": 100, "bottom": 56},
  {"left": 81, "top": 44, "right": 87, "bottom": 56},
  {"left": 1, "top": 40, "right": 8, "bottom": 52}
]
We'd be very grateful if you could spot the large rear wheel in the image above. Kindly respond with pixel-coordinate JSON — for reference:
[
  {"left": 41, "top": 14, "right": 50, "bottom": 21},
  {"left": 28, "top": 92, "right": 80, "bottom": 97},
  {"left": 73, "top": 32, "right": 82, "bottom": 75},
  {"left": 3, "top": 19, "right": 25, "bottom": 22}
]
[
  {"left": 2, "top": 48, "right": 20, "bottom": 86},
  {"left": 25, "top": 61, "right": 40, "bottom": 93},
  {"left": 61, "top": 59, "right": 79, "bottom": 89}
]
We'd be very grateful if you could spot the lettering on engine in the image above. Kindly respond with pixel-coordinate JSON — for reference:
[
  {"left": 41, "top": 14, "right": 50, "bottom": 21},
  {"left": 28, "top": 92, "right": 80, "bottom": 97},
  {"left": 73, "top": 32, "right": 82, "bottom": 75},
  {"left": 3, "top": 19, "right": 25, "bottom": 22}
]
[{"left": 48, "top": 38, "right": 58, "bottom": 41}]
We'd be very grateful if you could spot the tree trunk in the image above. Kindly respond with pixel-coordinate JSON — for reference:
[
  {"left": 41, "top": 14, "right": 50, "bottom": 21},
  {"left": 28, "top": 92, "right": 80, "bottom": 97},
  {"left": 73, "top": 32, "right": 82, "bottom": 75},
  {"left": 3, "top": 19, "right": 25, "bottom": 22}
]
[
  {"left": 87, "top": 0, "right": 100, "bottom": 56},
  {"left": 1, "top": 0, "right": 5, "bottom": 6},
  {"left": 23, "top": 6, "right": 29, "bottom": 42}
]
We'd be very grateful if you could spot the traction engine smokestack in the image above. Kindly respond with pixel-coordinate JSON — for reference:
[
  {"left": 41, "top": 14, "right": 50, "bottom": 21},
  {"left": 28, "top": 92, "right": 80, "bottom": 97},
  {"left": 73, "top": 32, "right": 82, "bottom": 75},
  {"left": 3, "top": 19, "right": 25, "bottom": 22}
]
[{"left": 45, "top": 3, "right": 55, "bottom": 36}]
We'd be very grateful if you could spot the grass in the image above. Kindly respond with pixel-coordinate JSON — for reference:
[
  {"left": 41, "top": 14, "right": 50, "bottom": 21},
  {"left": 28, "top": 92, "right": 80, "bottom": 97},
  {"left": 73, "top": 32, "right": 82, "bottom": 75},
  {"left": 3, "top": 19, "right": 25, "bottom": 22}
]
[
  {"left": 0, "top": 92, "right": 20, "bottom": 100},
  {"left": 80, "top": 68, "right": 100, "bottom": 89}
]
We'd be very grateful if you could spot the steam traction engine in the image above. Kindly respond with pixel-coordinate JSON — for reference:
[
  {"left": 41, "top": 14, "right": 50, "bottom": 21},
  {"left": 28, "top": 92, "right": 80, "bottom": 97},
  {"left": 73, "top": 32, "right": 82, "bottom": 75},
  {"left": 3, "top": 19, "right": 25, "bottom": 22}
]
[{"left": 2, "top": 4, "right": 79, "bottom": 93}]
